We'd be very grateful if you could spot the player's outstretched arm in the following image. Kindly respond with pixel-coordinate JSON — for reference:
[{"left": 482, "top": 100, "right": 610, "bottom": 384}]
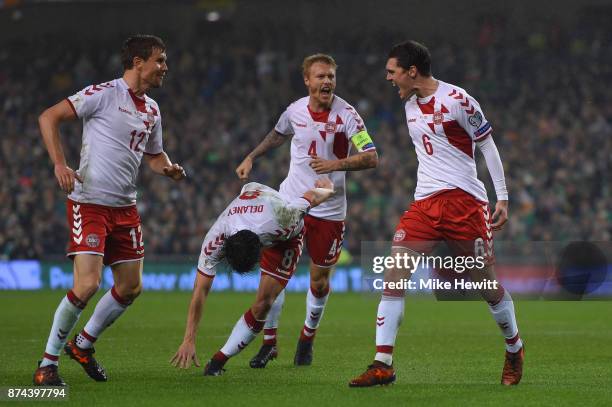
[
  {"left": 310, "top": 150, "right": 378, "bottom": 174},
  {"left": 236, "top": 129, "right": 290, "bottom": 180},
  {"left": 39, "top": 99, "right": 82, "bottom": 193},
  {"left": 170, "top": 272, "right": 214, "bottom": 369},
  {"left": 302, "top": 178, "right": 335, "bottom": 208},
  {"left": 145, "top": 152, "right": 186, "bottom": 181},
  {"left": 476, "top": 136, "right": 508, "bottom": 230}
]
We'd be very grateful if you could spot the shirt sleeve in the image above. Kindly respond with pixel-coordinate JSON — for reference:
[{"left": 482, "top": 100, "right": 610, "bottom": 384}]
[
  {"left": 274, "top": 109, "right": 295, "bottom": 136},
  {"left": 144, "top": 112, "right": 163, "bottom": 155},
  {"left": 196, "top": 219, "right": 227, "bottom": 277},
  {"left": 476, "top": 136, "right": 508, "bottom": 200},
  {"left": 345, "top": 107, "right": 376, "bottom": 152},
  {"left": 451, "top": 92, "right": 493, "bottom": 142},
  {"left": 66, "top": 83, "right": 108, "bottom": 119}
]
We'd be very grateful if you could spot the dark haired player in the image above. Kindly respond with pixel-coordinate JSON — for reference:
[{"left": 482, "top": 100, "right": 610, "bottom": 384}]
[
  {"left": 170, "top": 180, "right": 335, "bottom": 375},
  {"left": 349, "top": 41, "right": 523, "bottom": 387},
  {"left": 34, "top": 35, "right": 185, "bottom": 386}
]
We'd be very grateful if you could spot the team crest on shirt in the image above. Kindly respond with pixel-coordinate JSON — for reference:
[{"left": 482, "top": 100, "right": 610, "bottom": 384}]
[
  {"left": 393, "top": 229, "right": 406, "bottom": 242},
  {"left": 468, "top": 111, "right": 483, "bottom": 127},
  {"left": 86, "top": 234, "right": 100, "bottom": 248},
  {"left": 325, "top": 121, "right": 337, "bottom": 133},
  {"left": 433, "top": 111, "right": 444, "bottom": 125}
]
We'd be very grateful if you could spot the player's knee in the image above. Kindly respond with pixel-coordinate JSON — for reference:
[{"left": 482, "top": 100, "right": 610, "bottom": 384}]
[
  {"left": 310, "top": 268, "right": 331, "bottom": 294},
  {"left": 115, "top": 281, "right": 142, "bottom": 301},
  {"left": 310, "top": 278, "right": 329, "bottom": 297},
  {"left": 251, "top": 296, "right": 274, "bottom": 320},
  {"left": 74, "top": 279, "right": 101, "bottom": 302},
  {"left": 482, "top": 284, "right": 505, "bottom": 305}
]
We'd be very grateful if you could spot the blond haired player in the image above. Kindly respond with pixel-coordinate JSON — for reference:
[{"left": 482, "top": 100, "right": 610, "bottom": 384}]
[{"left": 236, "top": 54, "right": 378, "bottom": 367}]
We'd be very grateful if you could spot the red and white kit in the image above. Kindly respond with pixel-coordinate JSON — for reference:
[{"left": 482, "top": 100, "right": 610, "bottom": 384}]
[
  {"left": 275, "top": 95, "right": 375, "bottom": 265},
  {"left": 394, "top": 80, "right": 503, "bottom": 261},
  {"left": 65, "top": 78, "right": 163, "bottom": 264},
  {"left": 197, "top": 183, "right": 311, "bottom": 286}
]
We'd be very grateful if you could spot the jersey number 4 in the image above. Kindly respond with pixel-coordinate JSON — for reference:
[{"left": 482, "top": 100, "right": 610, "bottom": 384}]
[{"left": 308, "top": 140, "right": 317, "bottom": 156}]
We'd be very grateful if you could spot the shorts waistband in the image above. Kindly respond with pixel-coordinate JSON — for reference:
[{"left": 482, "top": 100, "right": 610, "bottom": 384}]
[
  {"left": 416, "top": 188, "right": 487, "bottom": 204},
  {"left": 67, "top": 198, "right": 137, "bottom": 209},
  {"left": 304, "top": 214, "right": 345, "bottom": 224}
]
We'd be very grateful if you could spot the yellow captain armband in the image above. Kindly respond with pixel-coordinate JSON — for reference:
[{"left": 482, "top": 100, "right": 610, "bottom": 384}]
[{"left": 351, "top": 130, "right": 375, "bottom": 151}]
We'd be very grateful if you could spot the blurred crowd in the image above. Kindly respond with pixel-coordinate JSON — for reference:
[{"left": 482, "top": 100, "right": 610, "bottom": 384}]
[{"left": 1, "top": 15, "right": 610, "bottom": 260}]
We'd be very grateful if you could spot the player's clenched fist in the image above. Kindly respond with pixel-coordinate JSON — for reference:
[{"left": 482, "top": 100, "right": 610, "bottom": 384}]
[
  {"left": 491, "top": 200, "right": 509, "bottom": 231},
  {"left": 163, "top": 163, "right": 186, "bottom": 181},
  {"left": 235, "top": 156, "right": 253, "bottom": 180},
  {"left": 170, "top": 341, "right": 201, "bottom": 369},
  {"left": 309, "top": 156, "right": 339, "bottom": 174},
  {"left": 314, "top": 177, "right": 333, "bottom": 190},
  {"left": 54, "top": 164, "right": 83, "bottom": 193}
]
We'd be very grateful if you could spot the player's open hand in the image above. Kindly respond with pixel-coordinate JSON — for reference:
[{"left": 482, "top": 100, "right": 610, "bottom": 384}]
[
  {"left": 163, "top": 163, "right": 186, "bottom": 181},
  {"left": 54, "top": 164, "right": 82, "bottom": 193},
  {"left": 491, "top": 200, "right": 508, "bottom": 231},
  {"left": 309, "top": 157, "right": 339, "bottom": 174},
  {"left": 235, "top": 156, "right": 253, "bottom": 181},
  {"left": 170, "top": 341, "right": 201, "bottom": 369}
]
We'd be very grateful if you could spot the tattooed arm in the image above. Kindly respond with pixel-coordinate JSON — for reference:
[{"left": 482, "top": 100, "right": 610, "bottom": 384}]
[
  {"left": 236, "top": 129, "right": 291, "bottom": 180},
  {"left": 309, "top": 150, "right": 378, "bottom": 174}
]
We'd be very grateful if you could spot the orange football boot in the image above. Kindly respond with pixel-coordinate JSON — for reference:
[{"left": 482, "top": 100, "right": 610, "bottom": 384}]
[
  {"left": 501, "top": 346, "right": 524, "bottom": 385},
  {"left": 349, "top": 361, "right": 396, "bottom": 387}
]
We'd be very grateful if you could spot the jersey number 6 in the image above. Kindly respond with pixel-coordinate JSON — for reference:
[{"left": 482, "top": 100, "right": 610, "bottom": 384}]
[{"left": 422, "top": 134, "right": 434, "bottom": 155}]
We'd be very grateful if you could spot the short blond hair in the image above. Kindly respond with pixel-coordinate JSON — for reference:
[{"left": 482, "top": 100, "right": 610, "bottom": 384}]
[{"left": 302, "top": 53, "right": 337, "bottom": 77}]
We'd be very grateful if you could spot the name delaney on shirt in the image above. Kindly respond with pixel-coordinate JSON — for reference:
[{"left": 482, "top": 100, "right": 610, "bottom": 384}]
[{"left": 227, "top": 205, "right": 264, "bottom": 216}]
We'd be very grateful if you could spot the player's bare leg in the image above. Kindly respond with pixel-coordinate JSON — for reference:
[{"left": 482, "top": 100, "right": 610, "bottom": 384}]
[
  {"left": 249, "top": 289, "right": 285, "bottom": 368},
  {"left": 468, "top": 265, "right": 524, "bottom": 385},
  {"left": 294, "top": 262, "right": 332, "bottom": 366},
  {"left": 349, "top": 247, "right": 419, "bottom": 387},
  {"left": 205, "top": 275, "right": 284, "bottom": 376},
  {"left": 34, "top": 254, "right": 103, "bottom": 386},
  {"left": 67, "top": 259, "right": 143, "bottom": 382}
]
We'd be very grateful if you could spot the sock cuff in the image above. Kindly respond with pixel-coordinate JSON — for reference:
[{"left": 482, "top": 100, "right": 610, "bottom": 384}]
[
  {"left": 111, "top": 286, "right": 132, "bottom": 307},
  {"left": 244, "top": 309, "right": 265, "bottom": 333},
  {"left": 213, "top": 351, "right": 229, "bottom": 363},
  {"left": 505, "top": 332, "right": 520, "bottom": 345},
  {"left": 300, "top": 325, "right": 317, "bottom": 342},
  {"left": 43, "top": 352, "right": 59, "bottom": 361},
  {"left": 376, "top": 345, "right": 394, "bottom": 354},
  {"left": 381, "top": 294, "right": 405, "bottom": 301},
  {"left": 310, "top": 284, "right": 330, "bottom": 298},
  {"left": 66, "top": 290, "right": 87, "bottom": 309},
  {"left": 80, "top": 329, "right": 97, "bottom": 343},
  {"left": 263, "top": 328, "right": 277, "bottom": 336}
]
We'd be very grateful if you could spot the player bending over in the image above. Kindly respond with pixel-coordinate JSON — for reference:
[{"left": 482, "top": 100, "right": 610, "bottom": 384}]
[{"left": 171, "top": 180, "right": 334, "bottom": 375}]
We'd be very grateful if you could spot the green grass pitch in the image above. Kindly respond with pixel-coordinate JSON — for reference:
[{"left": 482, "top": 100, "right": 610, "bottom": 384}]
[{"left": 1, "top": 291, "right": 611, "bottom": 406}]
